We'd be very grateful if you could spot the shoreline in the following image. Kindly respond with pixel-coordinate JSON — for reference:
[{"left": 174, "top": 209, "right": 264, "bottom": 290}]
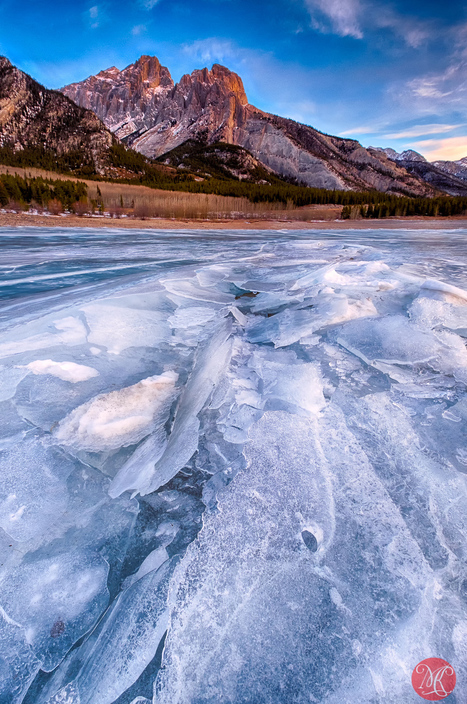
[{"left": 1, "top": 212, "right": 467, "bottom": 231}]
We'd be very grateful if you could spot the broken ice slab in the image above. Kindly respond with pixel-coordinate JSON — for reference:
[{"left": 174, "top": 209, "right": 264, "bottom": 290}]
[
  {"left": 247, "top": 294, "right": 378, "bottom": 347},
  {"left": 0, "top": 549, "right": 109, "bottom": 672},
  {"left": 54, "top": 371, "right": 178, "bottom": 453},
  {"left": 81, "top": 303, "right": 171, "bottom": 354},
  {"left": 0, "top": 436, "right": 75, "bottom": 542},
  {"left": 0, "top": 609, "right": 42, "bottom": 704},
  {"left": 161, "top": 277, "right": 234, "bottom": 304},
  {"left": 48, "top": 557, "right": 175, "bottom": 704},
  {"left": 117, "top": 320, "right": 233, "bottom": 497},
  {"left": 335, "top": 314, "right": 467, "bottom": 383},
  {"left": 0, "top": 315, "right": 88, "bottom": 360}
]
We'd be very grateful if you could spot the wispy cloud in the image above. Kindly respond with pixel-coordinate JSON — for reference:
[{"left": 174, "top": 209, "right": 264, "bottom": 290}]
[
  {"left": 139, "top": 0, "right": 160, "bottom": 9},
  {"left": 398, "top": 24, "right": 467, "bottom": 113},
  {"left": 413, "top": 136, "right": 467, "bottom": 161},
  {"left": 131, "top": 24, "right": 147, "bottom": 36},
  {"left": 84, "top": 3, "right": 110, "bottom": 30},
  {"left": 280, "top": 99, "right": 317, "bottom": 124},
  {"left": 304, "top": 0, "right": 433, "bottom": 47},
  {"left": 382, "top": 124, "right": 462, "bottom": 140},
  {"left": 304, "top": 0, "right": 363, "bottom": 39},
  {"left": 181, "top": 39, "right": 239, "bottom": 66},
  {"left": 88, "top": 5, "right": 100, "bottom": 29},
  {"left": 339, "top": 124, "right": 385, "bottom": 136}
]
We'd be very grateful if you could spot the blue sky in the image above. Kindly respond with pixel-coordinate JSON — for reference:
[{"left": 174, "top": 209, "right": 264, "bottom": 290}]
[{"left": 1, "top": 0, "right": 466, "bottom": 160}]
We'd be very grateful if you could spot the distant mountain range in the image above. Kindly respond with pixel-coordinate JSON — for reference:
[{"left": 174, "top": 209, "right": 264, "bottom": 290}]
[
  {"left": 1, "top": 54, "right": 466, "bottom": 197},
  {"left": 370, "top": 147, "right": 467, "bottom": 196}
]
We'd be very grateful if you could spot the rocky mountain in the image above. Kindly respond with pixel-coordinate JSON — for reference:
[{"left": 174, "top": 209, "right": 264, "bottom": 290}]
[
  {"left": 432, "top": 157, "right": 467, "bottom": 184},
  {"left": 373, "top": 148, "right": 427, "bottom": 163},
  {"left": 370, "top": 147, "right": 467, "bottom": 196},
  {"left": 62, "top": 56, "right": 439, "bottom": 197},
  {"left": 0, "top": 56, "right": 118, "bottom": 175}
]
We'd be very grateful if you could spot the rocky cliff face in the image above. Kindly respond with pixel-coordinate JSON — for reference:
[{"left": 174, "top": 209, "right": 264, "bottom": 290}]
[
  {"left": 0, "top": 56, "right": 115, "bottom": 174},
  {"left": 61, "top": 56, "right": 438, "bottom": 196},
  {"left": 62, "top": 55, "right": 174, "bottom": 144}
]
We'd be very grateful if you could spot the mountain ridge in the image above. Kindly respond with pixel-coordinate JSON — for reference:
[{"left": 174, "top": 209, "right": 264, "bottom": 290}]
[{"left": 61, "top": 55, "right": 442, "bottom": 197}]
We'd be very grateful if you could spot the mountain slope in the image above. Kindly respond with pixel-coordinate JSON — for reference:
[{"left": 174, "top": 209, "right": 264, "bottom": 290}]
[
  {"left": 157, "top": 139, "right": 287, "bottom": 183},
  {"left": 370, "top": 147, "right": 467, "bottom": 197},
  {"left": 432, "top": 157, "right": 467, "bottom": 184},
  {"left": 0, "top": 57, "right": 116, "bottom": 175},
  {"left": 61, "top": 56, "right": 438, "bottom": 197}
]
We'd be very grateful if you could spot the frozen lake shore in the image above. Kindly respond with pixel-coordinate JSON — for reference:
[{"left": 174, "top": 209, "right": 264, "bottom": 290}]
[{"left": 0, "top": 226, "right": 466, "bottom": 703}]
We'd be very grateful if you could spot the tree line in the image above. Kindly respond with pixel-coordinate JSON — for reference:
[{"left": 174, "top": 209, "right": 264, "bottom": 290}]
[
  {"left": 1, "top": 144, "right": 467, "bottom": 219},
  {"left": 0, "top": 173, "right": 87, "bottom": 208}
]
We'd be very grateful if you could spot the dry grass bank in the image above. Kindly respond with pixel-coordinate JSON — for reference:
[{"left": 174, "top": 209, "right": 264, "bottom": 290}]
[{"left": 0, "top": 164, "right": 344, "bottom": 221}]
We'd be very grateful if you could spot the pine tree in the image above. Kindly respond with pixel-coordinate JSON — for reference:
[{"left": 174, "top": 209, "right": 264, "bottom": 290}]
[{"left": 0, "top": 180, "right": 9, "bottom": 206}]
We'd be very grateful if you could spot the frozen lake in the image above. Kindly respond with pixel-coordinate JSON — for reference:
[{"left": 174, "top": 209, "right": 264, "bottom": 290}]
[{"left": 1, "top": 226, "right": 467, "bottom": 703}]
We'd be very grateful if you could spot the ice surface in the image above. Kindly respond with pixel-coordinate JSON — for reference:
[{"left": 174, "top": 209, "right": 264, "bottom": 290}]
[
  {"left": 0, "top": 437, "right": 75, "bottom": 542},
  {"left": 1, "top": 227, "right": 467, "bottom": 704},
  {"left": 0, "top": 365, "right": 29, "bottom": 401},
  {"left": 0, "top": 316, "right": 87, "bottom": 359},
  {"left": 0, "top": 549, "right": 109, "bottom": 672},
  {"left": 167, "top": 306, "right": 217, "bottom": 329},
  {"left": 49, "top": 558, "right": 174, "bottom": 704},
  {"left": 82, "top": 303, "right": 170, "bottom": 354}
]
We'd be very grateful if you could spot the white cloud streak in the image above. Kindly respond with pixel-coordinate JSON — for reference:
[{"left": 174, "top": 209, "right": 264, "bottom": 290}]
[
  {"left": 304, "top": 0, "right": 433, "bottom": 46},
  {"left": 382, "top": 124, "right": 462, "bottom": 140}
]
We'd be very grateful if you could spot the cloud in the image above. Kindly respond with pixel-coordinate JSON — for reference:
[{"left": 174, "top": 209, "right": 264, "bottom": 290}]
[
  {"left": 382, "top": 124, "right": 462, "bottom": 140},
  {"left": 181, "top": 39, "right": 239, "bottom": 66},
  {"left": 304, "top": 0, "right": 433, "bottom": 46},
  {"left": 85, "top": 4, "right": 109, "bottom": 29},
  {"left": 140, "top": 0, "right": 160, "bottom": 9},
  {"left": 339, "top": 124, "right": 384, "bottom": 136},
  {"left": 88, "top": 5, "right": 101, "bottom": 28},
  {"left": 398, "top": 24, "right": 467, "bottom": 112},
  {"left": 279, "top": 99, "right": 317, "bottom": 124},
  {"left": 413, "top": 136, "right": 467, "bottom": 161},
  {"left": 131, "top": 24, "right": 147, "bottom": 35},
  {"left": 304, "top": 0, "right": 363, "bottom": 39}
]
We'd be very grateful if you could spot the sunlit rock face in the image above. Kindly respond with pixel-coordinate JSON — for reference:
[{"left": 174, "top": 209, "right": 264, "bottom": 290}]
[
  {"left": 1, "top": 226, "right": 467, "bottom": 703},
  {"left": 61, "top": 56, "right": 175, "bottom": 143},
  {"left": 61, "top": 56, "right": 438, "bottom": 195}
]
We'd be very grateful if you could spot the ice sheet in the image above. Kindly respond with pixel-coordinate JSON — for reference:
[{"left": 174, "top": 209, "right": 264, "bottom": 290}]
[{"left": 1, "top": 227, "right": 467, "bottom": 704}]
